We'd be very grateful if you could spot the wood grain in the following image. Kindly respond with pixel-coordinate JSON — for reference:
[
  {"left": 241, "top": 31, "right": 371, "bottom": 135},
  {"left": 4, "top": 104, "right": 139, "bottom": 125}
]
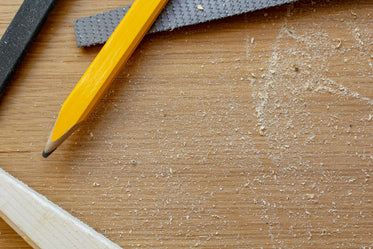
[
  {"left": 0, "top": 168, "right": 121, "bottom": 249},
  {"left": 0, "top": 0, "right": 372, "bottom": 248}
]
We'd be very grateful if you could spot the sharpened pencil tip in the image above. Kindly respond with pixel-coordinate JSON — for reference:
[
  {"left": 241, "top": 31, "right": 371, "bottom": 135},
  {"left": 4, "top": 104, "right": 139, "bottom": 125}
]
[{"left": 43, "top": 121, "right": 84, "bottom": 158}]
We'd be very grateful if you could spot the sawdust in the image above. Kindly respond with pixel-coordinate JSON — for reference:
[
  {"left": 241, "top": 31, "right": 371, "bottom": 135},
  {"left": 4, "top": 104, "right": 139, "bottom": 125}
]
[
  {"left": 65, "top": 2, "right": 373, "bottom": 248},
  {"left": 243, "top": 3, "right": 373, "bottom": 247}
]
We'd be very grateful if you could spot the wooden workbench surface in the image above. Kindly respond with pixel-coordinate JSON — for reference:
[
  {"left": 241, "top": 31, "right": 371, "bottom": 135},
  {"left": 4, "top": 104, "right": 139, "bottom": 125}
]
[{"left": 0, "top": 0, "right": 372, "bottom": 248}]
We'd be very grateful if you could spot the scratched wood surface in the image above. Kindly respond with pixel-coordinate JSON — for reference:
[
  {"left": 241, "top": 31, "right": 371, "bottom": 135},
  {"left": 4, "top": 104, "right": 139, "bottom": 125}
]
[{"left": 0, "top": 0, "right": 372, "bottom": 248}]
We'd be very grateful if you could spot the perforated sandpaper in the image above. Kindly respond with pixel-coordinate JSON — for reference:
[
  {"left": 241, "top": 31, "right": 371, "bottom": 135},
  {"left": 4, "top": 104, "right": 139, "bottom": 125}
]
[
  {"left": 74, "top": 0, "right": 297, "bottom": 47},
  {"left": 0, "top": 0, "right": 57, "bottom": 96}
]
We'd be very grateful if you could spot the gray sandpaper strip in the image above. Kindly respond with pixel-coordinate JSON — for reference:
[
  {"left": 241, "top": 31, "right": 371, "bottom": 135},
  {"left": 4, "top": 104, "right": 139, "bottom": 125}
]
[{"left": 74, "top": 0, "right": 297, "bottom": 47}]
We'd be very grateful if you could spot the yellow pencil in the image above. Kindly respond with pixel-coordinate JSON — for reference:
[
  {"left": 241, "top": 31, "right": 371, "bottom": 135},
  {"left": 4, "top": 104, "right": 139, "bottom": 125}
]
[{"left": 43, "top": 0, "right": 169, "bottom": 158}]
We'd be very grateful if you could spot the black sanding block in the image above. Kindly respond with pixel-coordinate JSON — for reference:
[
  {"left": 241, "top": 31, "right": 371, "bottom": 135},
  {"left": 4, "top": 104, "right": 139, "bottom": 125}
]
[{"left": 0, "top": 0, "right": 57, "bottom": 97}]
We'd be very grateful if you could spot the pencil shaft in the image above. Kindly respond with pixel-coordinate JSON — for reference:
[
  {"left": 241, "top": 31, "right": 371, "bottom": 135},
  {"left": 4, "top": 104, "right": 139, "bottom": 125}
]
[
  {"left": 44, "top": 0, "right": 169, "bottom": 156},
  {"left": 0, "top": 0, "right": 57, "bottom": 97}
]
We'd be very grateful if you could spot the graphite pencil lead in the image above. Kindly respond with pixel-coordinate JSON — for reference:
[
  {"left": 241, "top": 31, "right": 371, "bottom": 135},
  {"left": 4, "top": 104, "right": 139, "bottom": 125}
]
[{"left": 42, "top": 149, "right": 55, "bottom": 158}]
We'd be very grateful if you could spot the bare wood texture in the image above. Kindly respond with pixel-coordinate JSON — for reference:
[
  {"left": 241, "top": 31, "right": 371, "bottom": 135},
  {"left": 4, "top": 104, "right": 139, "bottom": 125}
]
[{"left": 0, "top": 0, "right": 372, "bottom": 248}]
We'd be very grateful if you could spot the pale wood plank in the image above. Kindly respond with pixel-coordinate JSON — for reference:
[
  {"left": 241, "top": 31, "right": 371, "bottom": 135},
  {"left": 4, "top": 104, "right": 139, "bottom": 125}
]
[{"left": 0, "top": 168, "right": 122, "bottom": 249}]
